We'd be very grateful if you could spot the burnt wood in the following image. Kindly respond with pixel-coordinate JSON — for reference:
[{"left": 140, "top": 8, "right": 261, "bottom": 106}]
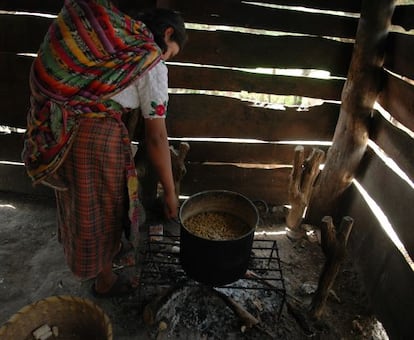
[
  {"left": 166, "top": 95, "right": 339, "bottom": 141},
  {"left": 377, "top": 71, "right": 414, "bottom": 133},
  {"left": 370, "top": 111, "right": 414, "bottom": 183},
  {"left": 157, "top": 0, "right": 358, "bottom": 39},
  {"left": 357, "top": 148, "right": 414, "bottom": 260},
  {"left": 306, "top": 0, "right": 397, "bottom": 226},
  {"left": 168, "top": 65, "right": 345, "bottom": 101},
  {"left": 384, "top": 32, "right": 414, "bottom": 81},
  {"left": 340, "top": 185, "right": 414, "bottom": 340},
  {"left": 180, "top": 163, "right": 291, "bottom": 205}
]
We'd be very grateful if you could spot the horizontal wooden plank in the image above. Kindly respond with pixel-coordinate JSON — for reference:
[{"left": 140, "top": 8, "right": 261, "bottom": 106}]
[
  {"left": 377, "top": 71, "right": 414, "bottom": 133},
  {"left": 392, "top": 4, "right": 414, "bottom": 31},
  {"left": 0, "top": 15, "right": 354, "bottom": 77},
  {"left": 0, "top": 53, "right": 32, "bottom": 128},
  {"left": 0, "top": 2, "right": 359, "bottom": 40},
  {"left": 0, "top": 54, "right": 345, "bottom": 128},
  {"left": 169, "top": 65, "right": 345, "bottom": 101},
  {"left": 180, "top": 163, "right": 291, "bottom": 205},
  {"left": 370, "top": 111, "right": 414, "bottom": 182},
  {"left": 0, "top": 164, "right": 53, "bottom": 197},
  {"left": 0, "top": 0, "right": 363, "bottom": 14},
  {"left": 157, "top": 0, "right": 358, "bottom": 39},
  {"left": 167, "top": 94, "right": 339, "bottom": 141},
  {"left": 0, "top": 158, "right": 289, "bottom": 205},
  {"left": 0, "top": 14, "right": 51, "bottom": 53},
  {"left": 0, "top": 133, "right": 24, "bottom": 162},
  {"left": 340, "top": 185, "right": 414, "bottom": 340},
  {"left": 384, "top": 32, "right": 414, "bottom": 81},
  {"left": 0, "top": 0, "right": 63, "bottom": 13},
  {"left": 1, "top": 131, "right": 329, "bottom": 166},
  {"left": 177, "top": 30, "right": 353, "bottom": 77},
  {"left": 0, "top": 0, "right": 362, "bottom": 16},
  {"left": 251, "top": 0, "right": 361, "bottom": 13},
  {"left": 356, "top": 148, "right": 414, "bottom": 260},
  {"left": 174, "top": 141, "right": 329, "bottom": 165},
  {"left": 0, "top": 0, "right": 155, "bottom": 14}
]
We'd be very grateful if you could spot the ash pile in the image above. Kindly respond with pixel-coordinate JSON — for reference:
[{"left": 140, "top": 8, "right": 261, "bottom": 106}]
[{"left": 138, "top": 233, "right": 286, "bottom": 339}]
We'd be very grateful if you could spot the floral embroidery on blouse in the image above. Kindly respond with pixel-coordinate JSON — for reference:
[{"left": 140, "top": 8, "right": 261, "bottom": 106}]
[{"left": 150, "top": 100, "right": 167, "bottom": 117}]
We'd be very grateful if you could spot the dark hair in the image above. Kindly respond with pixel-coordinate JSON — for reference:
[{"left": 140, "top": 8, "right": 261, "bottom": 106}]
[{"left": 136, "top": 8, "right": 187, "bottom": 53}]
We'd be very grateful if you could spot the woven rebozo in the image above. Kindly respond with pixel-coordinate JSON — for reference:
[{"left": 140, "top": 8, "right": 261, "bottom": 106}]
[{"left": 0, "top": 295, "right": 112, "bottom": 340}]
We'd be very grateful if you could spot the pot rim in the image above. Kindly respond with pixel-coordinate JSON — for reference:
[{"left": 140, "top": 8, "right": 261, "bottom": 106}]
[{"left": 179, "top": 190, "right": 259, "bottom": 242}]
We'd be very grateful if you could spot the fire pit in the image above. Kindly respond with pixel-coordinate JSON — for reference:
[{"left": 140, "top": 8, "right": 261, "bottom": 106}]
[
  {"left": 179, "top": 190, "right": 259, "bottom": 286},
  {"left": 139, "top": 230, "right": 286, "bottom": 339}
]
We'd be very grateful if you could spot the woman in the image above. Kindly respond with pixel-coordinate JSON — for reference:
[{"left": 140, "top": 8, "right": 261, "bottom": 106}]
[{"left": 22, "top": 0, "right": 187, "bottom": 297}]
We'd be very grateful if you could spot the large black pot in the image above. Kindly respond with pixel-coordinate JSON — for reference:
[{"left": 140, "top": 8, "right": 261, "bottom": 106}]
[{"left": 179, "top": 190, "right": 258, "bottom": 287}]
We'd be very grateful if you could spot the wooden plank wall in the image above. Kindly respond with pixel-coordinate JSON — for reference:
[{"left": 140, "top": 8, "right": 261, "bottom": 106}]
[
  {"left": 336, "top": 3, "right": 414, "bottom": 339},
  {"left": 0, "top": 0, "right": 359, "bottom": 203}
]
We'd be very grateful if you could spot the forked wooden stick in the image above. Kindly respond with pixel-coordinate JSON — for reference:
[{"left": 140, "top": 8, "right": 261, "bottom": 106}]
[
  {"left": 309, "top": 216, "right": 354, "bottom": 319},
  {"left": 286, "top": 146, "right": 325, "bottom": 237}
]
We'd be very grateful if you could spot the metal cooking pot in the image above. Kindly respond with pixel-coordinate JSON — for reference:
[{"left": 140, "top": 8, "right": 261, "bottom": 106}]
[{"left": 179, "top": 190, "right": 258, "bottom": 286}]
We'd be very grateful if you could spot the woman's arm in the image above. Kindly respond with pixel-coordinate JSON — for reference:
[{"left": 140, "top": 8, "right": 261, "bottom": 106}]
[{"left": 144, "top": 117, "right": 178, "bottom": 219}]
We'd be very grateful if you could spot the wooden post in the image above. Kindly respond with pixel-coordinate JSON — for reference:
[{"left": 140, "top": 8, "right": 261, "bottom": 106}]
[
  {"left": 286, "top": 146, "right": 325, "bottom": 238},
  {"left": 306, "top": 0, "right": 397, "bottom": 225},
  {"left": 309, "top": 216, "right": 354, "bottom": 319}
]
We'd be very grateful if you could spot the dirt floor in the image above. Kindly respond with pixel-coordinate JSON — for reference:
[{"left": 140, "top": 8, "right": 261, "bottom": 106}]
[{"left": 0, "top": 191, "right": 389, "bottom": 339}]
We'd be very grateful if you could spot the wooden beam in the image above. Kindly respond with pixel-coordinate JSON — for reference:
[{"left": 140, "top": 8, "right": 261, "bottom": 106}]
[
  {"left": 306, "top": 0, "right": 397, "bottom": 226},
  {"left": 384, "top": 32, "right": 414, "bottom": 80},
  {"left": 168, "top": 65, "right": 345, "bottom": 101},
  {"left": 156, "top": 0, "right": 359, "bottom": 39},
  {"left": 340, "top": 185, "right": 414, "bottom": 340},
  {"left": 253, "top": 0, "right": 362, "bottom": 13},
  {"left": 392, "top": 4, "right": 414, "bottom": 31},
  {"left": 180, "top": 163, "right": 291, "bottom": 205},
  {"left": 166, "top": 95, "right": 339, "bottom": 141},
  {"left": 370, "top": 111, "right": 414, "bottom": 182},
  {"left": 178, "top": 30, "right": 353, "bottom": 77},
  {"left": 356, "top": 148, "right": 414, "bottom": 260},
  {"left": 377, "top": 70, "right": 414, "bottom": 133}
]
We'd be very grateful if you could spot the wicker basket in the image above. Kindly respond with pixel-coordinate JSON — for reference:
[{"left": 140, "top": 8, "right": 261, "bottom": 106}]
[{"left": 0, "top": 295, "right": 113, "bottom": 340}]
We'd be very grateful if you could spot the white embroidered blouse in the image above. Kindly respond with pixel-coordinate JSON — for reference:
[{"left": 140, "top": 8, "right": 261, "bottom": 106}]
[{"left": 111, "top": 60, "right": 168, "bottom": 119}]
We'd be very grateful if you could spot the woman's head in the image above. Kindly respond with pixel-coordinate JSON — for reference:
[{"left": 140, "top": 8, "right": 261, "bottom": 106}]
[{"left": 136, "top": 8, "right": 187, "bottom": 60}]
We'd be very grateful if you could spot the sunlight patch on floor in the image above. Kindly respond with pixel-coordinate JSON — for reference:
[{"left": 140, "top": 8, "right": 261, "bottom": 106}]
[{"left": 0, "top": 204, "right": 16, "bottom": 210}]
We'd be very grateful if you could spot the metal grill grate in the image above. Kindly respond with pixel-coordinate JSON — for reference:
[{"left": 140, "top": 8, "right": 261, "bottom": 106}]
[{"left": 139, "top": 232, "right": 286, "bottom": 320}]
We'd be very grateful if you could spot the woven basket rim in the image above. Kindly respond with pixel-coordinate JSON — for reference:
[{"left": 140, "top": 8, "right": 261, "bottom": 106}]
[{"left": 0, "top": 295, "right": 113, "bottom": 340}]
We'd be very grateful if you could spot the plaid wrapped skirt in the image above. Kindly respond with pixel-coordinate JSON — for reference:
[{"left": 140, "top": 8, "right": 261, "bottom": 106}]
[{"left": 56, "top": 117, "right": 129, "bottom": 279}]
